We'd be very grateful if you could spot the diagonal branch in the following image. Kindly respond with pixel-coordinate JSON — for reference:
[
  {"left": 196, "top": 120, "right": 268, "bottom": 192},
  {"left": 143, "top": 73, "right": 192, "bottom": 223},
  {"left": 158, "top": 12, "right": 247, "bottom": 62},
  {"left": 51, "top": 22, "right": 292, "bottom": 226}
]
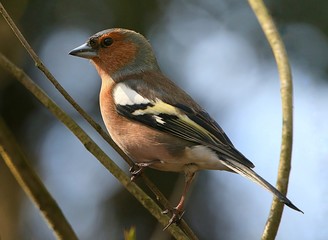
[
  {"left": 248, "top": 0, "right": 295, "bottom": 239},
  {"left": 0, "top": 52, "right": 191, "bottom": 239},
  {"left": 0, "top": 3, "right": 197, "bottom": 239},
  {"left": 0, "top": 118, "right": 79, "bottom": 240}
]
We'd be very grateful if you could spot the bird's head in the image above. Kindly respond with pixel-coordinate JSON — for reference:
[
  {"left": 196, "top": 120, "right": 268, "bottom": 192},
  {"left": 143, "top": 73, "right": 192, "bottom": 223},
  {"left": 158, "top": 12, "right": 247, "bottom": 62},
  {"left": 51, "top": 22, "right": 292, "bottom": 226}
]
[{"left": 69, "top": 28, "right": 160, "bottom": 80}]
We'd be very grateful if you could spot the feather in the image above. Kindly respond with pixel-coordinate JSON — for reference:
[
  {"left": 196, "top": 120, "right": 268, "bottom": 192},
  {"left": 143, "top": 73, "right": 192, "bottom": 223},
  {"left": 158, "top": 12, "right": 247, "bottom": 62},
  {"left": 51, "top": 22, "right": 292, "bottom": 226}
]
[
  {"left": 220, "top": 158, "right": 303, "bottom": 212},
  {"left": 113, "top": 81, "right": 254, "bottom": 168}
]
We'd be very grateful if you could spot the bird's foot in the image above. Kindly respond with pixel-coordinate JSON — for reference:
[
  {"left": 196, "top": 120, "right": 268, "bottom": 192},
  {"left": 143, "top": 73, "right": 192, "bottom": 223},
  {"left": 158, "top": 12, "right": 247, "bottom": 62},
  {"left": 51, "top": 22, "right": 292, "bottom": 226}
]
[
  {"left": 129, "top": 164, "right": 143, "bottom": 181},
  {"left": 162, "top": 207, "right": 185, "bottom": 230},
  {"left": 129, "top": 160, "right": 162, "bottom": 181}
]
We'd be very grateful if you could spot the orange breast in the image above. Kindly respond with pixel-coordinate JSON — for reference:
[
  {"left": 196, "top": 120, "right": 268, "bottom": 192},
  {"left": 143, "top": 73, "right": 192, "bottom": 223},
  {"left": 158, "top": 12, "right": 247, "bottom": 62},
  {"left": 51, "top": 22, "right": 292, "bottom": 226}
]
[{"left": 99, "top": 80, "right": 190, "bottom": 171}]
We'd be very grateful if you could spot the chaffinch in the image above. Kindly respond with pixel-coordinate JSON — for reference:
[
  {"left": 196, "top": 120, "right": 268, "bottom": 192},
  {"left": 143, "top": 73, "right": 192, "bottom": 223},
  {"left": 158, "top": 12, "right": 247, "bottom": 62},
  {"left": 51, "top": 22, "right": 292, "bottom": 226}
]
[{"left": 69, "top": 28, "right": 302, "bottom": 226}]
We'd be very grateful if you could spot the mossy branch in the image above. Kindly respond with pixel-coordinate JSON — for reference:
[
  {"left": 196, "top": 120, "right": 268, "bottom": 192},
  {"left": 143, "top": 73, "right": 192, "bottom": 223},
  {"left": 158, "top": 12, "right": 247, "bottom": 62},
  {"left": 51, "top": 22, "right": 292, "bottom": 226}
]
[
  {"left": 0, "top": 53, "right": 191, "bottom": 239},
  {"left": 0, "top": 2, "right": 197, "bottom": 239},
  {"left": 248, "top": 0, "right": 294, "bottom": 239},
  {"left": 0, "top": 118, "right": 78, "bottom": 240}
]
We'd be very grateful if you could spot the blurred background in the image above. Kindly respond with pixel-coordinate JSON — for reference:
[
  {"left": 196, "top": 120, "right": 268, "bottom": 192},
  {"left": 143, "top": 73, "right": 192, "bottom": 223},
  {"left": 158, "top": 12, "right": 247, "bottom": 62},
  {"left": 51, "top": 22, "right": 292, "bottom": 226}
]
[{"left": 0, "top": 0, "right": 327, "bottom": 239}]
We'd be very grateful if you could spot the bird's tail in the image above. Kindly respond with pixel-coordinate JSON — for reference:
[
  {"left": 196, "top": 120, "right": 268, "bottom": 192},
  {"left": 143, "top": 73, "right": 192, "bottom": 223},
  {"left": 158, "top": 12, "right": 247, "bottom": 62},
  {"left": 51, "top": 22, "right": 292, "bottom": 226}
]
[{"left": 221, "top": 159, "right": 303, "bottom": 213}]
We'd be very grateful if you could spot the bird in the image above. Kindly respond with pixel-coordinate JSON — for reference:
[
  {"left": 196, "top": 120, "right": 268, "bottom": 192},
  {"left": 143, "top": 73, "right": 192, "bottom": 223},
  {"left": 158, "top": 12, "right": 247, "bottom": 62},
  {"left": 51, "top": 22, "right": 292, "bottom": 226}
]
[{"left": 69, "top": 28, "right": 302, "bottom": 228}]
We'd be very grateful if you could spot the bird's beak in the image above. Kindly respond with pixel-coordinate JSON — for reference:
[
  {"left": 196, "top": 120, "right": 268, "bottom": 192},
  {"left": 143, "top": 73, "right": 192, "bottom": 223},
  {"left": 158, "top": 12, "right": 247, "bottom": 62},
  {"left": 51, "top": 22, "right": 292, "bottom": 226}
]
[{"left": 69, "top": 43, "right": 98, "bottom": 59}]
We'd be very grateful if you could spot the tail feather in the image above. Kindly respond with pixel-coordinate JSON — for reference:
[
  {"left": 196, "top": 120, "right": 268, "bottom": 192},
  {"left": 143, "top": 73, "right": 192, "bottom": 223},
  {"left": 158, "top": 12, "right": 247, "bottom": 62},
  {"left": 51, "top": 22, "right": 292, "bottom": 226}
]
[{"left": 221, "top": 159, "right": 303, "bottom": 213}]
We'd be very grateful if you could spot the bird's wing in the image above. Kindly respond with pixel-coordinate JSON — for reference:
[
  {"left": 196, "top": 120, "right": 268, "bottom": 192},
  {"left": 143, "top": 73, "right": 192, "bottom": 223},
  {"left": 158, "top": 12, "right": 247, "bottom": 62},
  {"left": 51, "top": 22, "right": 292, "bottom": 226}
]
[
  {"left": 113, "top": 80, "right": 303, "bottom": 213},
  {"left": 113, "top": 81, "right": 254, "bottom": 168}
]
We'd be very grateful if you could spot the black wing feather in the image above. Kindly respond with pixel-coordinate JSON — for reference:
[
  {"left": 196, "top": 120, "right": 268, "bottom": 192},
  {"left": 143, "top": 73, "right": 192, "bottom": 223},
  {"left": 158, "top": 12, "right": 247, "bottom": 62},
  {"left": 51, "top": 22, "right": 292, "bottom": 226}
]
[{"left": 116, "top": 101, "right": 254, "bottom": 168}]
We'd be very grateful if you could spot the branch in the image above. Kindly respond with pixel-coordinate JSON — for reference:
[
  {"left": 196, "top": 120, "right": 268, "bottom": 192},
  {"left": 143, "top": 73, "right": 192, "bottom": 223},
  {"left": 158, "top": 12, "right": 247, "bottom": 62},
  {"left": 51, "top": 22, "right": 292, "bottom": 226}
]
[
  {"left": 248, "top": 0, "right": 294, "bottom": 239},
  {"left": 0, "top": 53, "right": 192, "bottom": 239},
  {"left": 0, "top": 118, "right": 79, "bottom": 240},
  {"left": 0, "top": 3, "right": 197, "bottom": 239},
  {"left": 0, "top": 3, "right": 133, "bottom": 168}
]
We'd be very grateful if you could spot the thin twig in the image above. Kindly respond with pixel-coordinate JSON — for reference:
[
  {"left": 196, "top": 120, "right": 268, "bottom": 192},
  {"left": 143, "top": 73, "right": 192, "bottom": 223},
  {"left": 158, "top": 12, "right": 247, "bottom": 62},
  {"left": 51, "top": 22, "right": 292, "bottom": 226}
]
[
  {"left": 0, "top": 118, "right": 79, "bottom": 240},
  {"left": 0, "top": 3, "right": 132, "bottom": 167},
  {"left": 0, "top": 3, "right": 197, "bottom": 239},
  {"left": 247, "top": 1, "right": 294, "bottom": 239},
  {"left": 0, "top": 52, "right": 190, "bottom": 239}
]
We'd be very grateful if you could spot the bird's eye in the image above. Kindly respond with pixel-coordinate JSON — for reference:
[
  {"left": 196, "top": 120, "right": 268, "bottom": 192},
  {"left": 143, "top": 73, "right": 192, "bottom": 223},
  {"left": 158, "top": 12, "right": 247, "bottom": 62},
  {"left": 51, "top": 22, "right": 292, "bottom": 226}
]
[{"left": 102, "top": 37, "right": 113, "bottom": 47}]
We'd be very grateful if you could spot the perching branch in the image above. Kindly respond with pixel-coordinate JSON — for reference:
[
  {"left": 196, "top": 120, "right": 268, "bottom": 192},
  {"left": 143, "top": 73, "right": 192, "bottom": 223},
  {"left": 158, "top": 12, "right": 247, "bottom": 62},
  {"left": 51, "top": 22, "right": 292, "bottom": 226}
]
[
  {"left": 0, "top": 2, "right": 130, "bottom": 166},
  {"left": 0, "top": 3, "right": 197, "bottom": 239},
  {"left": 0, "top": 53, "right": 191, "bottom": 240},
  {"left": 248, "top": 0, "right": 294, "bottom": 239},
  {"left": 0, "top": 118, "right": 78, "bottom": 240}
]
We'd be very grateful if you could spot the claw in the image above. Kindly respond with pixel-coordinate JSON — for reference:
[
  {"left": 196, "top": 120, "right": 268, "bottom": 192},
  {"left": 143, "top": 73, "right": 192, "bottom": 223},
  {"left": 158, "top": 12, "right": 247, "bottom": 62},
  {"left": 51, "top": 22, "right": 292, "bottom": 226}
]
[
  {"left": 162, "top": 209, "right": 169, "bottom": 215},
  {"left": 129, "top": 165, "right": 143, "bottom": 181},
  {"left": 162, "top": 208, "right": 185, "bottom": 231},
  {"left": 129, "top": 160, "right": 162, "bottom": 181}
]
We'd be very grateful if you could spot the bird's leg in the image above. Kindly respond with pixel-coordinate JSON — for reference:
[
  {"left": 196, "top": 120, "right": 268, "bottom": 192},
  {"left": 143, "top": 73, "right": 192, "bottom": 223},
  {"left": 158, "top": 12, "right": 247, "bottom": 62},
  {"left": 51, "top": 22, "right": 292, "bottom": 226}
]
[
  {"left": 163, "top": 168, "right": 197, "bottom": 230},
  {"left": 129, "top": 160, "right": 162, "bottom": 181}
]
